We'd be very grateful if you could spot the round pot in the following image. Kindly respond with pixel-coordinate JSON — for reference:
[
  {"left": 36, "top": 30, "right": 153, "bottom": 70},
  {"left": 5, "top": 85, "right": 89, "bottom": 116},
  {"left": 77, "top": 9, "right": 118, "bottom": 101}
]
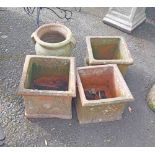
[{"left": 31, "top": 23, "right": 76, "bottom": 56}]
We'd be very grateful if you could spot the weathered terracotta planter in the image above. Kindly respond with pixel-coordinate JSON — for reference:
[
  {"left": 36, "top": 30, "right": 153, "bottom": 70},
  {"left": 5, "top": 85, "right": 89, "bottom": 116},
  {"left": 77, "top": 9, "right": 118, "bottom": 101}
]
[
  {"left": 85, "top": 36, "right": 133, "bottom": 76},
  {"left": 76, "top": 64, "right": 134, "bottom": 124},
  {"left": 31, "top": 23, "right": 76, "bottom": 56},
  {"left": 18, "top": 55, "right": 76, "bottom": 119}
]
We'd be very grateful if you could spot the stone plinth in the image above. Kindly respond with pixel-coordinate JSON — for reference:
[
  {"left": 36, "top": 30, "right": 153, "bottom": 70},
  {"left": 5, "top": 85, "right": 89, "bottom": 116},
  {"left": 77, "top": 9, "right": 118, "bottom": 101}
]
[{"left": 103, "top": 7, "right": 146, "bottom": 33}]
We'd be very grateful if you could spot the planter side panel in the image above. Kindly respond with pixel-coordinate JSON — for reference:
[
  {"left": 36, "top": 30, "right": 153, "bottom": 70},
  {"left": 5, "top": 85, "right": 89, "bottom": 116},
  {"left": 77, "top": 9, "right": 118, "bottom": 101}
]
[
  {"left": 76, "top": 95, "right": 126, "bottom": 124},
  {"left": 24, "top": 95, "right": 72, "bottom": 119}
]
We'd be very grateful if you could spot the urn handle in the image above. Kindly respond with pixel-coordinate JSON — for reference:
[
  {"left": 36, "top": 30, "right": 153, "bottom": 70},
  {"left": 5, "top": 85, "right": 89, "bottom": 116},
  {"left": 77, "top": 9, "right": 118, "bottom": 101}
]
[
  {"left": 31, "top": 32, "right": 36, "bottom": 44},
  {"left": 70, "top": 36, "right": 76, "bottom": 49}
]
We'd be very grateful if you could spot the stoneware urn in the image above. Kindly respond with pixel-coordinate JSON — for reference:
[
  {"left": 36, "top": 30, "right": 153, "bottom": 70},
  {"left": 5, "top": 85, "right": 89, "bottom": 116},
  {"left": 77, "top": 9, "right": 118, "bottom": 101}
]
[
  {"left": 85, "top": 36, "right": 133, "bottom": 76},
  {"left": 76, "top": 64, "right": 134, "bottom": 124},
  {"left": 31, "top": 23, "right": 76, "bottom": 56},
  {"left": 18, "top": 55, "right": 76, "bottom": 119}
]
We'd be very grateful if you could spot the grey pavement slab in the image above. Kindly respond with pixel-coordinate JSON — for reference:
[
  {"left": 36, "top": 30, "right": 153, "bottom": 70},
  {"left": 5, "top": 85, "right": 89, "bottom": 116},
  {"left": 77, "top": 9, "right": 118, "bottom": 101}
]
[
  {"left": 0, "top": 7, "right": 155, "bottom": 146},
  {"left": 0, "top": 125, "right": 5, "bottom": 146}
]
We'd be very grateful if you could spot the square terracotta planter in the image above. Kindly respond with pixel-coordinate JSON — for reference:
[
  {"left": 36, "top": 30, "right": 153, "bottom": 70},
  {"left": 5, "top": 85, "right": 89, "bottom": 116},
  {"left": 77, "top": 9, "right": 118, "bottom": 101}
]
[
  {"left": 86, "top": 36, "right": 133, "bottom": 76},
  {"left": 18, "top": 55, "right": 76, "bottom": 119},
  {"left": 76, "top": 64, "right": 134, "bottom": 124}
]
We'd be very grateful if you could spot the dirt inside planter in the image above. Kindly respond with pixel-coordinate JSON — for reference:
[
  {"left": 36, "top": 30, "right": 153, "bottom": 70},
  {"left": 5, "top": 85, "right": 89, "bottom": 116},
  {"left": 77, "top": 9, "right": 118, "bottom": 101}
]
[
  {"left": 40, "top": 32, "right": 66, "bottom": 43},
  {"left": 90, "top": 38, "right": 122, "bottom": 60},
  {"left": 25, "top": 58, "right": 70, "bottom": 91},
  {"left": 84, "top": 89, "right": 107, "bottom": 100},
  {"left": 79, "top": 68, "right": 120, "bottom": 100},
  {"left": 32, "top": 75, "right": 68, "bottom": 91}
]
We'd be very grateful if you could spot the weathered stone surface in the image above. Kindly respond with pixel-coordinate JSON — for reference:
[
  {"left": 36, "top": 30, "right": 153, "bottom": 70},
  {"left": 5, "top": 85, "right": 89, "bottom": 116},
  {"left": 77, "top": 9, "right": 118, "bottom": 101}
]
[
  {"left": 76, "top": 64, "right": 134, "bottom": 124},
  {"left": 18, "top": 55, "right": 76, "bottom": 119},
  {"left": 147, "top": 84, "right": 155, "bottom": 112},
  {"left": 85, "top": 36, "right": 133, "bottom": 76},
  {"left": 103, "top": 8, "right": 146, "bottom": 33},
  {"left": 31, "top": 23, "right": 76, "bottom": 56}
]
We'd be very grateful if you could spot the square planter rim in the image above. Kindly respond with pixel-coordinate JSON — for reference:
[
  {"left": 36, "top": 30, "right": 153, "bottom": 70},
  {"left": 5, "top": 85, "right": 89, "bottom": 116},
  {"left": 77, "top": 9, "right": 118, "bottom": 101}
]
[
  {"left": 86, "top": 36, "right": 133, "bottom": 65},
  {"left": 77, "top": 64, "right": 134, "bottom": 107},
  {"left": 18, "top": 55, "right": 76, "bottom": 97}
]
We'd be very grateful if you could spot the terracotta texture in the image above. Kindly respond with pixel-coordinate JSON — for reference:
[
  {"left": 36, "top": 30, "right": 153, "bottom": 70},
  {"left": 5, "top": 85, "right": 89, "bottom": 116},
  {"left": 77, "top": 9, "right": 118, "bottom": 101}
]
[
  {"left": 85, "top": 36, "right": 133, "bottom": 76},
  {"left": 147, "top": 84, "right": 155, "bottom": 112},
  {"left": 31, "top": 23, "right": 76, "bottom": 56},
  {"left": 76, "top": 64, "right": 134, "bottom": 124},
  {"left": 18, "top": 55, "right": 76, "bottom": 119}
]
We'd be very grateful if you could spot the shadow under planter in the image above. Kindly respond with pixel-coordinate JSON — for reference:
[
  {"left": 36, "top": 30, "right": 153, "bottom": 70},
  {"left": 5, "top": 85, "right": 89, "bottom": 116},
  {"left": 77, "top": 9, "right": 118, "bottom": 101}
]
[
  {"left": 76, "top": 64, "right": 134, "bottom": 124},
  {"left": 85, "top": 36, "right": 133, "bottom": 76},
  {"left": 18, "top": 55, "right": 76, "bottom": 119}
]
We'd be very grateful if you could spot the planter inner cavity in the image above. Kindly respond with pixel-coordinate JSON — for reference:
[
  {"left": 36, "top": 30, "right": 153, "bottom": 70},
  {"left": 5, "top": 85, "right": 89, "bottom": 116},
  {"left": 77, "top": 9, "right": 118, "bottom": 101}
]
[
  {"left": 90, "top": 37, "right": 121, "bottom": 60},
  {"left": 37, "top": 24, "right": 69, "bottom": 44},
  {"left": 40, "top": 32, "right": 66, "bottom": 43},
  {"left": 26, "top": 57, "right": 70, "bottom": 91},
  {"left": 79, "top": 66, "right": 121, "bottom": 101}
]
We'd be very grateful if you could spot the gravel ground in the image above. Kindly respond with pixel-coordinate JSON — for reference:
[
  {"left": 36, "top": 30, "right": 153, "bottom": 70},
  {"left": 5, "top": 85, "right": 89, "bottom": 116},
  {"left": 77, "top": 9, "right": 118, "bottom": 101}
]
[{"left": 0, "top": 7, "right": 155, "bottom": 147}]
